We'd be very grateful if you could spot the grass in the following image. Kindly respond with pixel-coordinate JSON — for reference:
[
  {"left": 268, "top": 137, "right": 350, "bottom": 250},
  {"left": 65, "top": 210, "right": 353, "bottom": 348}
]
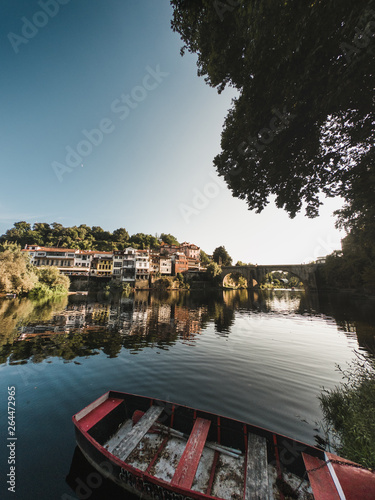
[{"left": 319, "top": 351, "right": 375, "bottom": 469}]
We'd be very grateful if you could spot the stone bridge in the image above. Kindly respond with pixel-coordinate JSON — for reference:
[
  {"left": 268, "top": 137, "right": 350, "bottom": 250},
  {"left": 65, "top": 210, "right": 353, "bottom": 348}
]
[{"left": 221, "top": 264, "right": 318, "bottom": 291}]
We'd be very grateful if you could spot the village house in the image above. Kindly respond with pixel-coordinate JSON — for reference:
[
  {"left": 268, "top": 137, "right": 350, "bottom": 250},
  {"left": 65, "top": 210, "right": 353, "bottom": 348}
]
[{"left": 22, "top": 240, "right": 201, "bottom": 282}]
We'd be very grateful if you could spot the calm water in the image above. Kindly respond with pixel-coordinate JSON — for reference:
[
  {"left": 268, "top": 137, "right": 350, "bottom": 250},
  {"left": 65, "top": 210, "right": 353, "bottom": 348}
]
[{"left": 1, "top": 289, "right": 374, "bottom": 499}]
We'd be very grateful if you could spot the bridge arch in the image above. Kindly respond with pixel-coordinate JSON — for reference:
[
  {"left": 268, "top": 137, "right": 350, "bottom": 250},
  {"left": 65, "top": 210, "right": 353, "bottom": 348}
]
[
  {"left": 222, "top": 269, "right": 251, "bottom": 288},
  {"left": 256, "top": 267, "right": 305, "bottom": 289},
  {"left": 220, "top": 264, "right": 317, "bottom": 291}
]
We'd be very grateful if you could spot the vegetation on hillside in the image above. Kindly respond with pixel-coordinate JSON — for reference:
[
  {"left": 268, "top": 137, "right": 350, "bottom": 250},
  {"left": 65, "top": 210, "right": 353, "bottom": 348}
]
[
  {"left": 318, "top": 228, "right": 375, "bottom": 291},
  {"left": 0, "top": 221, "right": 182, "bottom": 251}
]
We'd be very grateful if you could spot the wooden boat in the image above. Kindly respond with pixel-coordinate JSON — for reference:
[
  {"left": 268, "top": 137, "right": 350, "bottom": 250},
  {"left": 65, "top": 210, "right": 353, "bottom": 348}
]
[{"left": 72, "top": 391, "right": 375, "bottom": 500}]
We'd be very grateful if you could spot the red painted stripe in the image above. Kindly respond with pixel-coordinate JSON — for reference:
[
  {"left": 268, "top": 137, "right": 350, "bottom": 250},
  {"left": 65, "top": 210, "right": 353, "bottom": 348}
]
[
  {"left": 170, "top": 405, "right": 175, "bottom": 429},
  {"left": 171, "top": 418, "right": 211, "bottom": 489},
  {"left": 217, "top": 416, "right": 221, "bottom": 444},
  {"left": 206, "top": 450, "right": 220, "bottom": 496},
  {"left": 146, "top": 436, "right": 169, "bottom": 474},
  {"left": 79, "top": 398, "right": 123, "bottom": 432},
  {"left": 242, "top": 425, "right": 248, "bottom": 500},
  {"left": 302, "top": 453, "right": 340, "bottom": 499},
  {"left": 272, "top": 434, "right": 285, "bottom": 500}
]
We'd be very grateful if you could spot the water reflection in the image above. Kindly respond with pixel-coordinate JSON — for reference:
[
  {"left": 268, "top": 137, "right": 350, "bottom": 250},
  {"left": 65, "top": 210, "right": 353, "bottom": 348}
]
[
  {"left": 66, "top": 447, "right": 138, "bottom": 500},
  {"left": 0, "top": 290, "right": 374, "bottom": 364}
]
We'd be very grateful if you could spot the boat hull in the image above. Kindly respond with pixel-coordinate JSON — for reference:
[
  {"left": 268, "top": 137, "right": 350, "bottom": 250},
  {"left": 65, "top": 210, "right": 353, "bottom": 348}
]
[
  {"left": 72, "top": 390, "right": 323, "bottom": 500},
  {"left": 75, "top": 425, "right": 206, "bottom": 500}
]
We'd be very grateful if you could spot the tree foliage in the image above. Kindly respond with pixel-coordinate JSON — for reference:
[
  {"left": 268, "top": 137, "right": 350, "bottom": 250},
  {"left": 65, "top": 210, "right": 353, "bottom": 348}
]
[
  {"left": 0, "top": 243, "right": 38, "bottom": 294},
  {"left": 160, "top": 233, "right": 179, "bottom": 246},
  {"left": 321, "top": 228, "right": 375, "bottom": 291},
  {"left": 0, "top": 244, "right": 70, "bottom": 296},
  {"left": 320, "top": 354, "right": 375, "bottom": 469},
  {"left": 34, "top": 267, "right": 70, "bottom": 293},
  {"left": 170, "top": 0, "right": 375, "bottom": 223},
  {"left": 200, "top": 250, "right": 211, "bottom": 266},
  {"left": 205, "top": 261, "right": 222, "bottom": 283},
  {"left": 212, "top": 245, "right": 232, "bottom": 266},
  {"left": 0, "top": 222, "right": 163, "bottom": 252}
]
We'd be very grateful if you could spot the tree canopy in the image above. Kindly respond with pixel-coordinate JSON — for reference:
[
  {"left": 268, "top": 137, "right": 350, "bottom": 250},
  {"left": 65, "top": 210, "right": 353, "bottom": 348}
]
[
  {"left": 170, "top": 0, "right": 375, "bottom": 225},
  {"left": 0, "top": 243, "right": 38, "bottom": 294},
  {"left": 0, "top": 222, "right": 164, "bottom": 252},
  {"left": 160, "top": 233, "right": 180, "bottom": 246},
  {"left": 213, "top": 245, "right": 232, "bottom": 266}
]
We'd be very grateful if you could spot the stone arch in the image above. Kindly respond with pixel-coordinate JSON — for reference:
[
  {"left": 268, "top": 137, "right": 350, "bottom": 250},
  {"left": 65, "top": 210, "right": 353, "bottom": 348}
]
[
  {"left": 220, "top": 264, "right": 317, "bottom": 291},
  {"left": 222, "top": 270, "right": 248, "bottom": 288},
  {"left": 256, "top": 266, "right": 312, "bottom": 290},
  {"left": 221, "top": 267, "right": 256, "bottom": 289}
]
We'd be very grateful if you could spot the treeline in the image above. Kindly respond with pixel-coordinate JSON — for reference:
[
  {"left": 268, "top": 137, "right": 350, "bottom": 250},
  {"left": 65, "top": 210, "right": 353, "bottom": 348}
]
[
  {"left": 0, "top": 221, "right": 181, "bottom": 251},
  {"left": 318, "top": 229, "right": 375, "bottom": 292}
]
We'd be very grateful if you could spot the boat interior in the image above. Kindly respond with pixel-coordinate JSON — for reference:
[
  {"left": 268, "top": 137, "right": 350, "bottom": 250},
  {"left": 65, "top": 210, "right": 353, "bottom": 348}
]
[{"left": 74, "top": 391, "right": 315, "bottom": 499}]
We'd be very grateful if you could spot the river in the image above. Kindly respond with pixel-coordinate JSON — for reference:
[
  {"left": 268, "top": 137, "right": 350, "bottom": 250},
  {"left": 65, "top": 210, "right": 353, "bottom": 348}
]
[{"left": 0, "top": 289, "right": 374, "bottom": 499}]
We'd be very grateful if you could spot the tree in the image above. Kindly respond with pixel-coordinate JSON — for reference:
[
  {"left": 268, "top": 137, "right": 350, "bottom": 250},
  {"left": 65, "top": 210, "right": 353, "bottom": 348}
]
[
  {"left": 34, "top": 266, "right": 70, "bottom": 292},
  {"left": 235, "top": 260, "right": 252, "bottom": 266},
  {"left": 213, "top": 246, "right": 232, "bottom": 266},
  {"left": 170, "top": 1, "right": 375, "bottom": 222},
  {"left": 0, "top": 243, "right": 38, "bottom": 294},
  {"left": 200, "top": 250, "right": 211, "bottom": 265},
  {"left": 113, "top": 227, "right": 129, "bottom": 243},
  {"left": 205, "top": 262, "right": 222, "bottom": 283},
  {"left": 160, "top": 233, "right": 179, "bottom": 246},
  {"left": 0, "top": 221, "right": 32, "bottom": 247},
  {"left": 129, "top": 233, "right": 159, "bottom": 249}
]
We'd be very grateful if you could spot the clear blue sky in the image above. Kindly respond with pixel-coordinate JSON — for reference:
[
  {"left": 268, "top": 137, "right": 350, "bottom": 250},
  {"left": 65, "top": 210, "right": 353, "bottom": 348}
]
[{"left": 0, "top": 0, "right": 344, "bottom": 264}]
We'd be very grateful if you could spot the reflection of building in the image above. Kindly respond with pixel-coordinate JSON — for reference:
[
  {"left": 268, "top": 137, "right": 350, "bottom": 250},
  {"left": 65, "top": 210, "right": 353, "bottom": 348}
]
[
  {"left": 157, "top": 304, "right": 172, "bottom": 324},
  {"left": 54, "top": 309, "right": 86, "bottom": 329},
  {"left": 15, "top": 294, "right": 209, "bottom": 351},
  {"left": 174, "top": 306, "right": 203, "bottom": 339}
]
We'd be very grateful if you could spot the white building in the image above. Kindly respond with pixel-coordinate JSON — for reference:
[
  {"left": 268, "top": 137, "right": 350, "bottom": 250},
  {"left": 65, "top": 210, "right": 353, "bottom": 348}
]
[
  {"left": 160, "top": 256, "right": 172, "bottom": 275},
  {"left": 135, "top": 249, "right": 150, "bottom": 281}
]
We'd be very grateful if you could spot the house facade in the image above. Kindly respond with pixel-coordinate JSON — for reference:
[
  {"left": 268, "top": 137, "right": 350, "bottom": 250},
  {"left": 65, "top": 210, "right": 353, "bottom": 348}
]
[{"left": 22, "top": 240, "right": 201, "bottom": 282}]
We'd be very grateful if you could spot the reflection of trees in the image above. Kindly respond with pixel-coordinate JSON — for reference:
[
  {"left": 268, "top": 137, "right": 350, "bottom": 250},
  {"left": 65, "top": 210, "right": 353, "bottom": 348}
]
[
  {"left": 317, "top": 292, "right": 375, "bottom": 356},
  {"left": 2, "top": 290, "right": 375, "bottom": 363},
  {"left": 0, "top": 296, "right": 68, "bottom": 352}
]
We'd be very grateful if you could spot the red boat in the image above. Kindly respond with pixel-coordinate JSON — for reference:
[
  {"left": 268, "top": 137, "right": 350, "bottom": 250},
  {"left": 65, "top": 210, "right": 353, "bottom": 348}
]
[{"left": 72, "top": 391, "right": 375, "bottom": 500}]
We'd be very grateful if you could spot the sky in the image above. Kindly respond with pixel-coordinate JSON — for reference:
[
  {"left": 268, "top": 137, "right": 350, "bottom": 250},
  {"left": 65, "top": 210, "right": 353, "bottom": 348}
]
[{"left": 0, "top": 0, "right": 345, "bottom": 265}]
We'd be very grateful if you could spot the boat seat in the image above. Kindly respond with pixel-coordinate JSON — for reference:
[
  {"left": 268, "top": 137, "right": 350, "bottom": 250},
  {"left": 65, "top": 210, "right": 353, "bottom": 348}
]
[
  {"left": 79, "top": 398, "right": 123, "bottom": 432},
  {"left": 112, "top": 405, "right": 164, "bottom": 461},
  {"left": 171, "top": 417, "right": 211, "bottom": 489},
  {"left": 245, "top": 433, "right": 269, "bottom": 500}
]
